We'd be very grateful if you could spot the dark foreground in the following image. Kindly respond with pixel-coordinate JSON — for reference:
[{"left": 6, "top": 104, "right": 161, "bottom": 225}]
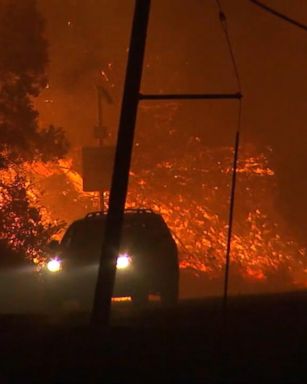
[{"left": 0, "top": 291, "right": 307, "bottom": 383}]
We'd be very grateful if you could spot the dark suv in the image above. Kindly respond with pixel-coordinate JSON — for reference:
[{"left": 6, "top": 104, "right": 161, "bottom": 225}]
[{"left": 45, "top": 209, "right": 179, "bottom": 309}]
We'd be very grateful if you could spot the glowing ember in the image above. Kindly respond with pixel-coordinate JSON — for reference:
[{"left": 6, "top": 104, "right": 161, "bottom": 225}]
[
  {"left": 126, "top": 144, "right": 306, "bottom": 284},
  {"left": 1, "top": 144, "right": 306, "bottom": 287}
]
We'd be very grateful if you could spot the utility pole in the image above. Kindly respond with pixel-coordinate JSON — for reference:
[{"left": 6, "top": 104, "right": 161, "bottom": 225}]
[
  {"left": 223, "top": 129, "right": 240, "bottom": 321},
  {"left": 91, "top": 0, "right": 242, "bottom": 327},
  {"left": 97, "top": 85, "right": 104, "bottom": 212},
  {"left": 91, "top": 0, "right": 152, "bottom": 326},
  {"left": 95, "top": 85, "right": 109, "bottom": 212}
]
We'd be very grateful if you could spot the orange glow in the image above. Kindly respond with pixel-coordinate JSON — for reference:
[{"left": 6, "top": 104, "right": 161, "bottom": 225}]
[
  {"left": 112, "top": 297, "right": 132, "bottom": 302},
  {"left": 245, "top": 268, "right": 266, "bottom": 280},
  {"left": 1, "top": 146, "right": 306, "bottom": 287}
]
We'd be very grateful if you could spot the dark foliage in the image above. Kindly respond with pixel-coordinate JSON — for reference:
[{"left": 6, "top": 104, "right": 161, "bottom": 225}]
[
  {"left": 0, "top": 0, "right": 69, "bottom": 166},
  {"left": 0, "top": 0, "right": 69, "bottom": 263},
  {"left": 0, "top": 175, "right": 65, "bottom": 262}
]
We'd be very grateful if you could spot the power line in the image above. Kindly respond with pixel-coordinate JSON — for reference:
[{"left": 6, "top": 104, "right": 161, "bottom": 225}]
[
  {"left": 214, "top": 1, "right": 244, "bottom": 320},
  {"left": 215, "top": 0, "right": 242, "bottom": 95},
  {"left": 249, "top": 0, "right": 307, "bottom": 32}
]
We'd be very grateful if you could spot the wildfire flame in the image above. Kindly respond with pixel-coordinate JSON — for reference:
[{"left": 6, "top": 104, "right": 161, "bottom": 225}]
[{"left": 1, "top": 145, "right": 306, "bottom": 287}]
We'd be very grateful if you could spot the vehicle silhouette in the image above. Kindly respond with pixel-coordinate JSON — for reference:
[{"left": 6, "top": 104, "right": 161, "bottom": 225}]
[{"left": 45, "top": 209, "right": 179, "bottom": 310}]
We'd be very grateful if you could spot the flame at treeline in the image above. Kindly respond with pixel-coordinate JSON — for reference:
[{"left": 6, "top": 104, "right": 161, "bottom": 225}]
[
  {"left": 129, "top": 141, "right": 306, "bottom": 283},
  {"left": 1, "top": 141, "right": 306, "bottom": 286}
]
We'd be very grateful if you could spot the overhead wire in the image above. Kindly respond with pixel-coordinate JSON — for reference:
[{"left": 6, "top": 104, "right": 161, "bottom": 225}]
[
  {"left": 249, "top": 0, "right": 307, "bottom": 32},
  {"left": 215, "top": 0, "right": 242, "bottom": 133},
  {"left": 214, "top": 0, "right": 242, "bottom": 315},
  {"left": 215, "top": 0, "right": 242, "bottom": 97}
]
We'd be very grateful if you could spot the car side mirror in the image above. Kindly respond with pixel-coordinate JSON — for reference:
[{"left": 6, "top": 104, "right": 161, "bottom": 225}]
[{"left": 48, "top": 239, "right": 60, "bottom": 251}]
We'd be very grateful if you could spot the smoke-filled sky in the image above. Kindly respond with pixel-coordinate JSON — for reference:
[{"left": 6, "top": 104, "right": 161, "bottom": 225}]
[{"left": 36, "top": 0, "right": 307, "bottom": 244}]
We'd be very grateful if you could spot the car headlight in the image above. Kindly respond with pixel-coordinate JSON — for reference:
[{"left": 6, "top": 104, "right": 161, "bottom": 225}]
[
  {"left": 117, "top": 253, "right": 131, "bottom": 270},
  {"left": 47, "top": 258, "right": 62, "bottom": 272}
]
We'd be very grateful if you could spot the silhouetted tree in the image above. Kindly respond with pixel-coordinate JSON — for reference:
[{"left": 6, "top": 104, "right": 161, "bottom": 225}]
[
  {"left": 0, "top": 175, "right": 64, "bottom": 263},
  {"left": 0, "top": 0, "right": 68, "bottom": 167},
  {"left": 0, "top": 0, "right": 68, "bottom": 262}
]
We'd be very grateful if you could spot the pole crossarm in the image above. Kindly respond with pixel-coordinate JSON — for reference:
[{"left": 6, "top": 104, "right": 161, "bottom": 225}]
[{"left": 139, "top": 92, "right": 242, "bottom": 101}]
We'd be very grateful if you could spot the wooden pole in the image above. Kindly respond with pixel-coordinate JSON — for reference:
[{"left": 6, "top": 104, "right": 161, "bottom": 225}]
[
  {"left": 223, "top": 130, "right": 240, "bottom": 317},
  {"left": 91, "top": 0, "right": 151, "bottom": 326}
]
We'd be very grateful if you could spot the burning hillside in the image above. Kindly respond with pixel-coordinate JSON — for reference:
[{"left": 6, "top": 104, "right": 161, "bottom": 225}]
[
  {"left": 1, "top": 139, "right": 305, "bottom": 288},
  {"left": 128, "top": 141, "right": 306, "bottom": 283}
]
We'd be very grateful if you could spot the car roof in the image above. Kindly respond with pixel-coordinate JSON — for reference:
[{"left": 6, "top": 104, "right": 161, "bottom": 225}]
[
  {"left": 67, "top": 210, "right": 166, "bottom": 230},
  {"left": 84, "top": 209, "right": 157, "bottom": 220}
]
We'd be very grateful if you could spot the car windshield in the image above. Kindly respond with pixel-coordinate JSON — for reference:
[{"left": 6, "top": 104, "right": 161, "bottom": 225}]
[
  {"left": 60, "top": 220, "right": 103, "bottom": 253},
  {"left": 61, "top": 214, "right": 171, "bottom": 253}
]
